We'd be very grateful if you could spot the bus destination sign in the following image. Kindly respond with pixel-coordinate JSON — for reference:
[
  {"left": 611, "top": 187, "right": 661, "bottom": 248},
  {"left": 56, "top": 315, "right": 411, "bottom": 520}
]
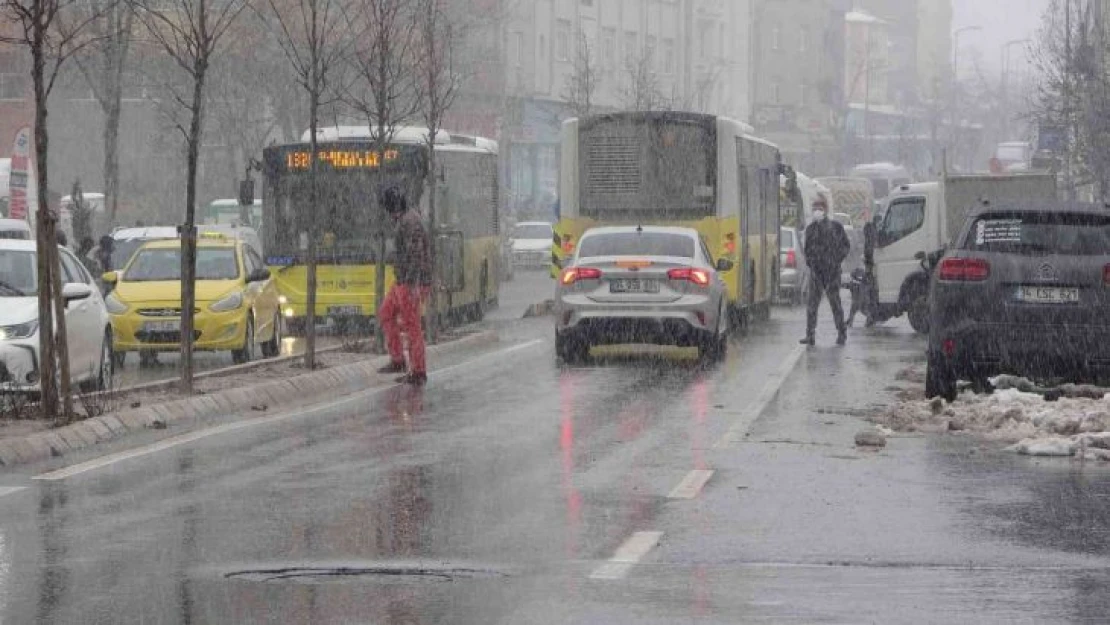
[{"left": 284, "top": 149, "right": 401, "bottom": 171}]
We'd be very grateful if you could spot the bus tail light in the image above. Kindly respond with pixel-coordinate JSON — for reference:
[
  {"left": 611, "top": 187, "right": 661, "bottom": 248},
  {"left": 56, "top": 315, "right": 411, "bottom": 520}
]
[
  {"left": 938, "top": 258, "right": 990, "bottom": 282},
  {"left": 561, "top": 267, "right": 601, "bottom": 285},
  {"left": 668, "top": 267, "right": 711, "bottom": 286}
]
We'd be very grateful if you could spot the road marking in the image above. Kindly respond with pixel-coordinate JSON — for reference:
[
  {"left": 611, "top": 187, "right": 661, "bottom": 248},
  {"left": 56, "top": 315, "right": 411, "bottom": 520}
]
[
  {"left": 589, "top": 531, "right": 664, "bottom": 580},
  {"left": 0, "top": 486, "right": 27, "bottom": 498},
  {"left": 714, "top": 345, "right": 805, "bottom": 449},
  {"left": 667, "top": 469, "right": 714, "bottom": 499},
  {"left": 34, "top": 339, "right": 544, "bottom": 482}
]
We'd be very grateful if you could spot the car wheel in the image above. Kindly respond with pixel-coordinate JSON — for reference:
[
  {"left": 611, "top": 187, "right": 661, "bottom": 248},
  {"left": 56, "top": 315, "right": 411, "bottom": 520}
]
[
  {"left": 232, "top": 316, "right": 255, "bottom": 365},
  {"left": 925, "top": 350, "right": 957, "bottom": 402},
  {"left": 261, "top": 312, "right": 281, "bottom": 358},
  {"left": 97, "top": 331, "right": 114, "bottom": 391},
  {"left": 556, "top": 331, "right": 588, "bottom": 365},
  {"left": 907, "top": 295, "right": 930, "bottom": 335}
]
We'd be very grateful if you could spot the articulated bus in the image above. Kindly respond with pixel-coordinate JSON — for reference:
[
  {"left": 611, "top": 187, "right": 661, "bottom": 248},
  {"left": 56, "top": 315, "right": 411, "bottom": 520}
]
[
  {"left": 553, "top": 111, "right": 784, "bottom": 324},
  {"left": 261, "top": 126, "right": 502, "bottom": 332}
]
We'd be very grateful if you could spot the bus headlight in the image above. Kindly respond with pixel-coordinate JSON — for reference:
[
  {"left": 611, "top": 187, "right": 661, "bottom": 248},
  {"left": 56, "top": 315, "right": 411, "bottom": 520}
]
[{"left": 278, "top": 295, "right": 288, "bottom": 305}]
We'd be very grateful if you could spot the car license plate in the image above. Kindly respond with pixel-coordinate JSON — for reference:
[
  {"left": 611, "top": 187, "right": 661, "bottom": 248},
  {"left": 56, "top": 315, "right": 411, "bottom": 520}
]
[
  {"left": 609, "top": 279, "right": 659, "bottom": 294},
  {"left": 1017, "top": 286, "right": 1080, "bottom": 304},
  {"left": 144, "top": 320, "right": 180, "bottom": 333},
  {"left": 329, "top": 305, "right": 362, "bottom": 316}
]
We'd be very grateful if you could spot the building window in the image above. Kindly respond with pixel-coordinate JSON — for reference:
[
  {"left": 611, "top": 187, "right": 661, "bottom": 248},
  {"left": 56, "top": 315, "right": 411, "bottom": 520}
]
[
  {"left": 539, "top": 34, "right": 546, "bottom": 60},
  {"left": 624, "top": 31, "right": 638, "bottom": 66},
  {"left": 511, "top": 32, "right": 523, "bottom": 67},
  {"left": 662, "top": 38, "right": 675, "bottom": 74},
  {"left": 771, "top": 27, "right": 781, "bottom": 52},
  {"left": 645, "top": 35, "right": 657, "bottom": 70},
  {"left": 603, "top": 28, "right": 616, "bottom": 67},
  {"left": 799, "top": 27, "right": 809, "bottom": 53},
  {"left": 556, "top": 20, "right": 571, "bottom": 61}
]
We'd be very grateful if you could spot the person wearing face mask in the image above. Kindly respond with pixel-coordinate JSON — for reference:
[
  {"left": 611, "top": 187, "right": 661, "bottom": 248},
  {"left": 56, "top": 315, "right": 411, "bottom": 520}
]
[{"left": 801, "top": 197, "right": 851, "bottom": 346}]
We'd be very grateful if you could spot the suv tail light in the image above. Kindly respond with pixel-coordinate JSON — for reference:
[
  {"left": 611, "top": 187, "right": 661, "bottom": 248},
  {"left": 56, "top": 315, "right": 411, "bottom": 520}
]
[
  {"left": 784, "top": 249, "right": 796, "bottom": 269},
  {"left": 938, "top": 257, "right": 990, "bottom": 282},
  {"left": 667, "top": 267, "right": 711, "bottom": 286},
  {"left": 560, "top": 267, "right": 601, "bottom": 285}
]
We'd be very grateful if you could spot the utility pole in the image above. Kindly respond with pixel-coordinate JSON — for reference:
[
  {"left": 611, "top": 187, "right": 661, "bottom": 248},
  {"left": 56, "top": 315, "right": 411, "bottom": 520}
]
[{"left": 1064, "top": 0, "right": 1076, "bottom": 200}]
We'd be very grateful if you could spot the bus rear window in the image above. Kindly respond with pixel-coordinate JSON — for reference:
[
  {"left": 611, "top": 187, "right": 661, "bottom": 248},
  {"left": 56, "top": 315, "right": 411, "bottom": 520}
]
[{"left": 964, "top": 212, "right": 1110, "bottom": 256}]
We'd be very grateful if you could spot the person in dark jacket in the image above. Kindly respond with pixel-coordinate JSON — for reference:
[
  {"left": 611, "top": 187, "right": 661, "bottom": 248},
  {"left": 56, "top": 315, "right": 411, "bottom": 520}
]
[
  {"left": 377, "top": 185, "right": 432, "bottom": 385},
  {"left": 801, "top": 198, "right": 851, "bottom": 346}
]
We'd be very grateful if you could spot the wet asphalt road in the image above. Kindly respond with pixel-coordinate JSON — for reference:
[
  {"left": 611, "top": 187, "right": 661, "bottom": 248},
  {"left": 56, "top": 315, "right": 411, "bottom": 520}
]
[{"left": 2, "top": 273, "right": 1110, "bottom": 624}]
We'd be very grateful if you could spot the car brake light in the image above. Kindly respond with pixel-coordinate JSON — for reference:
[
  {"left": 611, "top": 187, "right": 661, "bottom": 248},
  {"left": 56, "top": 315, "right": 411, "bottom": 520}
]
[
  {"left": 938, "top": 258, "right": 990, "bottom": 282},
  {"left": 668, "top": 267, "right": 711, "bottom": 286},
  {"left": 785, "top": 249, "right": 796, "bottom": 269},
  {"left": 560, "top": 267, "right": 601, "bottom": 285}
]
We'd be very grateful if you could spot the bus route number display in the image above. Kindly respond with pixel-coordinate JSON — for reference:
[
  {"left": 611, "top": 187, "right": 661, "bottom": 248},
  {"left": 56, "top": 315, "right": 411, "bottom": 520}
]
[{"left": 285, "top": 149, "right": 400, "bottom": 171}]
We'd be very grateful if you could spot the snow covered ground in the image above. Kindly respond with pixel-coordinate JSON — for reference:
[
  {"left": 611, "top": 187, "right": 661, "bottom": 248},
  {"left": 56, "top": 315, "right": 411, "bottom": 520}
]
[{"left": 874, "top": 369, "right": 1110, "bottom": 460}]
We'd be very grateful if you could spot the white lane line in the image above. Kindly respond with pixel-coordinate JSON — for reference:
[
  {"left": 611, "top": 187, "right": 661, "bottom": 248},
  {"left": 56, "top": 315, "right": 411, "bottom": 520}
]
[
  {"left": 714, "top": 345, "right": 805, "bottom": 449},
  {"left": 589, "top": 531, "right": 664, "bottom": 580},
  {"left": 34, "top": 339, "right": 544, "bottom": 481},
  {"left": 667, "top": 469, "right": 715, "bottom": 499},
  {"left": 0, "top": 486, "right": 27, "bottom": 498}
]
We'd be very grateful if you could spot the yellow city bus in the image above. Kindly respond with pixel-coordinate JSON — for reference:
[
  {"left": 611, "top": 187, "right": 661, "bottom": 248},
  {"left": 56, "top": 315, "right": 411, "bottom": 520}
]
[
  {"left": 552, "top": 111, "right": 783, "bottom": 325},
  {"left": 262, "top": 126, "right": 502, "bottom": 332}
]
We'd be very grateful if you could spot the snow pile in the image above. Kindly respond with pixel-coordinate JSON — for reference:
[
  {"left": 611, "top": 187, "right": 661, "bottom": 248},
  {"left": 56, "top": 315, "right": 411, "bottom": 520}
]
[{"left": 874, "top": 375, "right": 1110, "bottom": 459}]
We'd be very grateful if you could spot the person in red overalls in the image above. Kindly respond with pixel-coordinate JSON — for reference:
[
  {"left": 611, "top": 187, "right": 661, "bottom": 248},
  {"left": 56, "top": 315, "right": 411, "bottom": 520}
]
[{"left": 377, "top": 185, "right": 432, "bottom": 385}]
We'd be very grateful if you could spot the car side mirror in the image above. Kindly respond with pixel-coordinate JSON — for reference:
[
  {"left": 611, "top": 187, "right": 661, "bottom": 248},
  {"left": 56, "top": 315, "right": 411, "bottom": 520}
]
[
  {"left": 249, "top": 268, "right": 271, "bottom": 283},
  {"left": 101, "top": 271, "right": 118, "bottom": 284},
  {"left": 716, "top": 258, "right": 735, "bottom": 272},
  {"left": 62, "top": 282, "right": 93, "bottom": 305}
]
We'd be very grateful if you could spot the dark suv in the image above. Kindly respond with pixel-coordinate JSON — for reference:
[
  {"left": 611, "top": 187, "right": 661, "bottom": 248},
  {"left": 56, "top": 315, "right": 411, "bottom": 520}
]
[{"left": 926, "top": 203, "right": 1110, "bottom": 401}]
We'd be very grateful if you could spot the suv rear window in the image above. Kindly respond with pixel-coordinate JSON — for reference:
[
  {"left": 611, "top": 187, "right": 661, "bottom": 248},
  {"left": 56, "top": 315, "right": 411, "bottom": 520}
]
[
  {"left": 578, "top": 232, "right": 695, "bottom": 258},
  {"left": 963, "top": 212, "right": 1110, "bottom": 256}
]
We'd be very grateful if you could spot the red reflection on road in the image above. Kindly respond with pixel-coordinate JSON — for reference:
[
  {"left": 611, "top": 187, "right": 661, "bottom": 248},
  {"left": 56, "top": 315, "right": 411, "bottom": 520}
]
[{"left": 559, "top": 373, "right": 583, "bottom": 556}]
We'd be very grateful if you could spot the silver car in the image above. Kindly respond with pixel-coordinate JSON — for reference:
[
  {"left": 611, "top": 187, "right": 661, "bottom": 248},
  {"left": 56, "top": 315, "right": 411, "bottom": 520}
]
[
  {"left": 554, "top": 226, "right": 733, "bottom": 363},
  {"left": 778, "top": 226, "right": 808, "bottom": 305}
]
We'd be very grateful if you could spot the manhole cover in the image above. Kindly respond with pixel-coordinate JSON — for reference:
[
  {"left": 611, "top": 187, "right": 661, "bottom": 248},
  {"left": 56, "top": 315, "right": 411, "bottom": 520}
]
[{"left": 222, "top": 561, "right": 511, "bottom": 585}]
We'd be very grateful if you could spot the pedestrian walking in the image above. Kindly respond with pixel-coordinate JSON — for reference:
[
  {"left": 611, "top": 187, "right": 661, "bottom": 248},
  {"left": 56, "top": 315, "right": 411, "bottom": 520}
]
[
  {"left": 376, "top": 185, "right": 432, "bottom": 386},
  {"left": 800, "top": 198, "right": 851, "bottom": 346}
]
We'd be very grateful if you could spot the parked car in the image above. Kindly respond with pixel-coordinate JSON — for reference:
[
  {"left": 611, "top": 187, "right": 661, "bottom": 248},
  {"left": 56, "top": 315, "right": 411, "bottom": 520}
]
[
  {"left": 779, "top": 226, "right": 808, "bottom": 305},
  {"left": 104, "top": 234, "right": 281, "bottom": 367},
  {"left": 926, "top": 202, "right": 1110, "bottom": 401},
  {"left": 510, "top": 221, "right": 554, "bottom": 269},
  {"left": 554, "top": 225, "right": 733, "bottom": 364},
  {"left": 0, "top": 240, "right": 113, "bottom": 393}
]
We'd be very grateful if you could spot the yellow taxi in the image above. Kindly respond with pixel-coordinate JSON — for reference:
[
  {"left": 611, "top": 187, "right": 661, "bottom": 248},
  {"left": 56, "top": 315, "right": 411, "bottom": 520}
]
[{"left": 104, "top": 235, "right": 282, "bottom": 366}]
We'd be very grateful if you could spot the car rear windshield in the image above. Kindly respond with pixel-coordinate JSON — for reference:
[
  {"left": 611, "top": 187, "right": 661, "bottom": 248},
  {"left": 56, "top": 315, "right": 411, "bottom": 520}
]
[
  {"left": 963, "top": 212, "right": 1110, "bottom": 256},
  {"left": 513, "top": 224, "right": 553, "bottom": 240},
  {"left": 125, "top": 248, "right": 240, "bottom": 281},
  {"left": 577, "top": 232, "right": 695, "bottom": 258}
]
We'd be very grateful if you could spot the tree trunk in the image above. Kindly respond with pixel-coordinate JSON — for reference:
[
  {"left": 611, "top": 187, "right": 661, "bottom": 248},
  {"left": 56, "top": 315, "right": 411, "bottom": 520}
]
[
  {"left": 180, "top": 57, "right": 207, "bottom": 393},
  {"left": 104, "top": 97, "right": 122, "bottom": 225},
  {"left": 425, "top": 138, "right": 438, "bottom": 344}
]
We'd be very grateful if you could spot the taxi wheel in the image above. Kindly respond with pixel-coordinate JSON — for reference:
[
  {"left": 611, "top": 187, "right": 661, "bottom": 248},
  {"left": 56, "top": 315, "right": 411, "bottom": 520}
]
[
  {"left": 232, "top": 316, "right": 255, "bottom": 364},
  {"left": 261, "top": 313, "right": 281, "bottom": 359}
]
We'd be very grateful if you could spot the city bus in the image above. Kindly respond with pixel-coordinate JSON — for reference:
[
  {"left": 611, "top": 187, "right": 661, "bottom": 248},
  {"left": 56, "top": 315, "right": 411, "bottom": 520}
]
[
  {"left": 552, "top": 111, "right": 783, "bottom": 325},
  {"left": 205, "top": 198, "right": 263, "bottom": 228},
  {"left": 261, "top": 125, "right": 501, "bottom": 332}
]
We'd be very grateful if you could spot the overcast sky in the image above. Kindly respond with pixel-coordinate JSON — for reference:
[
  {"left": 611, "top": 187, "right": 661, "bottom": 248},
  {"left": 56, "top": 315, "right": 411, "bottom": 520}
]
[{"left": 953, "top": 0, "right": 1050, "bottom": 75}]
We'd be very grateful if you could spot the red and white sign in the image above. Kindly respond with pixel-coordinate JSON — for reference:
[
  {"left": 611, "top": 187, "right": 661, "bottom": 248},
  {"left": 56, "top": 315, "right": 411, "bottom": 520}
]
[{"left": 8, "top": 127, "right": 30, "bottom": 219}]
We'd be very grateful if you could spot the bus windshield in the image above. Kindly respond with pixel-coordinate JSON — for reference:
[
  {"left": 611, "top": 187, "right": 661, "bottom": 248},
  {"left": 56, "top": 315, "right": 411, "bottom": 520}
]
[
  {"left": 262, "top": 144, "right": 426, "bottom": 262},
  {"left": 579, "top": 115, "right": 716, "bottom": 220}
]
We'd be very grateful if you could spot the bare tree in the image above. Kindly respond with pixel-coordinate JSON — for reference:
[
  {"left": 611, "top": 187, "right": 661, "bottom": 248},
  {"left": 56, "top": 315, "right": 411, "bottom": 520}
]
[
  {"left": 562, "top": 31, "right": 597, "bottom": 118},
  {"left": 1, "top": 0, "right": 105, "bottom": 420},
  {"left": 342, "top": 0, "right": 420, "bottom": 346},
  {"left": 262, "top": 0, "right": 351, "bottom": 369},
  {"left": 71, "top": 0, "right": 132, "bottom": 225},
  {"left": 131, "top": 0, "right": 247, "bottom": 392},
  {"left": 414, "top": 0, "right": 461, "bottom": 343},
  {"left": 620, "top": 48, "right": 668, "bottom": 111}
]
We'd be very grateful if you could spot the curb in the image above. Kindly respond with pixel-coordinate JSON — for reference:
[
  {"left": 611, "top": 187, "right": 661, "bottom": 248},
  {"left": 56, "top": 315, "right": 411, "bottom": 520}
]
[{"left": 0, "top": 330, "right": 499, "bottom": 470}]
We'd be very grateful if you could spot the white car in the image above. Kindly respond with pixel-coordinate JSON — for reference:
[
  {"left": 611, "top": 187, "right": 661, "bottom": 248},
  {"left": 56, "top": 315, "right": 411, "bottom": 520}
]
[
  {"left": 510, "top": 221, "right": 554, "bottom": 269},
  {"left": 0, "top": 240, "right": 114, "bottom": 393}
]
